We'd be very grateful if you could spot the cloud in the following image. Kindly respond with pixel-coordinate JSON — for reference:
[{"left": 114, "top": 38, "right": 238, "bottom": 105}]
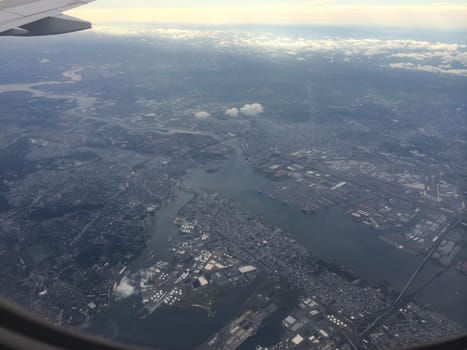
[
  {"left": 90, "top": 26, "right": 467, "bottom": 78},
  {"left": 194, "top": 111, "right": 211, "bottom": 119},
  {"left": 388, "top": 62, "right": 415, "bottom": 69},
  {"left": 240, "top": 103, "right": 264, "bottom": 117},
  {"left": 388, "top": 62, "right": 467, "bottom": 77},
  {"left": 114, "top": 277, "right": 136, "bottom": 300},
  {"left": 40, "top": 58, "right": 50, "bottom": 64},
  {"left": 225, "top": 108, "right": 240, "bottom": 117}
]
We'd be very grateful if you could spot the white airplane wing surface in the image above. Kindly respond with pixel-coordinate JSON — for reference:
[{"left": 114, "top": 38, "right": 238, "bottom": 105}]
[{"left": 0, "top": 0, "right": 94, "bottom": 36}]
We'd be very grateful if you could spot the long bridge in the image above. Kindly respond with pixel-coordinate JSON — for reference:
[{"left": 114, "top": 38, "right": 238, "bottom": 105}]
[{"left": 353, "top": 218, "right": 460, "bottom": 341}]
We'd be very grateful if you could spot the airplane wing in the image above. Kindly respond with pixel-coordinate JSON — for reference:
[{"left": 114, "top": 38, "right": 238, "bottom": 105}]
[{"left": 0, "top": 0, "right": 94, "bottom": 36}]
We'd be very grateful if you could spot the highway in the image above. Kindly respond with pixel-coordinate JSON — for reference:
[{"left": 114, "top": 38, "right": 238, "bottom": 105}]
[
  {"left": 356, "top": 218, "right": 460, "bottom": 339},
  {"left": 393, "top": 218, "right": 459, "bottom": 306}
]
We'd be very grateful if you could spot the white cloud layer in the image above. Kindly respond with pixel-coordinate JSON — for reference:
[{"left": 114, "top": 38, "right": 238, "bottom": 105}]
[
  {"left": 194, "top": 111, "right": 211, "bottom": 119},
  {"left": 225, "top": 108, "right": 240, "bottom": 117},
  {"left": 388, "top": 62, "right": 467, "bottom": 76},
  {"left": 92, "top": 26, "right": 467, "bottom": 77},
  {"left": 114, "top": 277, "right": 136, "bottom": 300},
  {"left": 240, "top": 103, "right": 264, "bottom": 117}
]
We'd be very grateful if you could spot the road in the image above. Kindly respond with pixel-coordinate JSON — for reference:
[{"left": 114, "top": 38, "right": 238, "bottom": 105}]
[{"left": 356, "top": 218, "right": 460, "bottom": 338}]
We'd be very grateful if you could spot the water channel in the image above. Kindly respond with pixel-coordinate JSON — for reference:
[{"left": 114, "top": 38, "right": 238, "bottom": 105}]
[{"left": 89, "top": 144, "right": 467, "bottom": 349}]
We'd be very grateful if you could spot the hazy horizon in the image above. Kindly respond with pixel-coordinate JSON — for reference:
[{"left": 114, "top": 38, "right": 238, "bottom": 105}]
[{"left": 68, "top": 1, "right": 467, "bottom": 30}]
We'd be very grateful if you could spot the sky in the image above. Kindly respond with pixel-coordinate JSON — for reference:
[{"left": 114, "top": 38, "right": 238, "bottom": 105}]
[{"left": 68, "top": 1, "right": 467, "bottom": 29}]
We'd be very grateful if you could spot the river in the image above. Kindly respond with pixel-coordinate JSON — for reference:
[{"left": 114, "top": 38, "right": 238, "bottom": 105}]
[
  {"left": 89, "top": 143, "right": 467, "bottom": 349},
  {"left": 183, "top": 145, "right": 467, "bottom": 326}
]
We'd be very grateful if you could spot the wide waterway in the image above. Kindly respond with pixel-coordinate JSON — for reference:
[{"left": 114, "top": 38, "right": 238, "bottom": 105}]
[
  {"left": 89, "top": 143, "right": 467, "bottom": 349},
  {"left": 183, "top": 144, "right": 467, "bottom": 326}
]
